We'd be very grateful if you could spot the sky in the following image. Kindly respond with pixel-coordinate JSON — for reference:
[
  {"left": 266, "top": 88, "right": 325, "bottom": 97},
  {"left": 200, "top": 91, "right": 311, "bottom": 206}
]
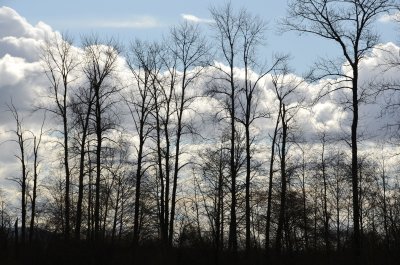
[
  {"left": 2, "top": 0, "right": 398, "bottom": 72},
  {"left": 1, "top": 1, "right": 400, "bottom": 205}
]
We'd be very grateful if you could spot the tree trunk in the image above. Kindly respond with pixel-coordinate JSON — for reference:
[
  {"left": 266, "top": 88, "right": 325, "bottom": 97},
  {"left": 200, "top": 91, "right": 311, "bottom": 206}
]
[
  {"left": 20, "top": 137, "right": 27, "bottom": 245},
  {"left": 228, "top": 56, "right": 238, "bottom": 253},
  {"left": 94, "top": 88, "right": 102, "bottom": 241},
  {"left": 266, "top": 107, "right": 281, "bottom": 252},
  {"left": 169, "top": 68, "right": 188, "bottom": 246},
  {"left": 75, "top": 99, "right": 92, "bottom": 240},
  {"left": 245, "top": 111, "right": 251, "bottom": 253},
  {"left": 351, "top": 69, "right": 360, "bottom": 256},
  {"left": 63, "top": 110, "right": 70, "bottom": 241},
  {"left": 133, "top": 135, "right": 144, "bottom": 245},
  {"left": 112, "top": 180, "right": 121, "bottom": 243},
  {"left": 301, "top": 150, "right": 309, "bottom": 251},
  {"left": 276, "top": 104, "right": 287, "bottom": 254},
  {"left": 321, "top": 139, "right": 330, "bottom": 253},
  {"left": 29, "top": 136, "right": 39, "bottom": 244}
]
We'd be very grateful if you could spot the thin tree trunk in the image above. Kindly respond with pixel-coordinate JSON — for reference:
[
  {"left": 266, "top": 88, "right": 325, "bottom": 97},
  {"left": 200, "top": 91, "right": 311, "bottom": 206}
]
[
  {"left": 20, "top": 136, "right": 27, "bottom": 245},
  {"left": 228, "top": 54, "right": 238, "bottom": 253},
  {"left": 119, "top": 193, "right": 125, "bottom": 241},
  {"left": 382, "top": 158, "right": 389, "bottom": 249},
  {"left": 29, "top": 136, "right": 39, "bottom": 244},
  {"left": 276, "top": 104, "right": 287, "bottom": 254},
  {"left": 351, "top": 70, "right": 360, "bottom": 256},
  {"left": 63, "top": 109, "right": 71, "bottom": 240},
  {"left": 163, "top": 87, "right": 172, "bottom": 245},
  {"left": 94, "top": 88, "right": 102, "bottom": 241},
  {"left": 266, "top": 107, "right": 281, "bottom": 252},
  {"left": 169, "top": 67, "right": 187, "bottom": 246},
  {"left": 112, "top": 180, "right": 121, "bottom": 243},
  {"left": 336, "top": 162, "right": 341, "bottom": 251},
  {"left": 216, "top": 147, "right": 224, "bottom": 252},
  {"left": 133, "top": 135, "right": 144, "bottom": 245},
  {"left": 75, "top": 99, "right": 92, "bottom": 240},
  {"left": 301, "top": 149, "right": 309, "bottom": 251},
  {"left": 153, "top": 92, "right": 167, "bottom": 243},
  {"left": 321, "top": 138, "right": 330, "bottom": 253}
]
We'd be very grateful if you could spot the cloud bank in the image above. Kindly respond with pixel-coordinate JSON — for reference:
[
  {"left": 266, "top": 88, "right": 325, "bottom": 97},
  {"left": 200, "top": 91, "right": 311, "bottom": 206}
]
[{"left": 1, "top": 6, "right": 400, "bottom": 203}]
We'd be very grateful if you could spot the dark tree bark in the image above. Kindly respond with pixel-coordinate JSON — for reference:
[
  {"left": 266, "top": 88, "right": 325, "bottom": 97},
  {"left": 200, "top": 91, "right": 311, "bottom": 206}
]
[
  {"left": 29, "top": 115, "right": 45, "bottom": 244},
  {"left": 8, "top": 103, "right": 28, "bottom": 245},
  {"left": 265, "top": 103, "right": 281, "bottom": 253},
  {"left": 380, "top": 152, "right": 389, "bottom": 248},
  {"left": 275, "top": 103, "right": 288, "bottom": 254},
  {"left": 318, "top": 131, "right": 330, "bottom": 253}
]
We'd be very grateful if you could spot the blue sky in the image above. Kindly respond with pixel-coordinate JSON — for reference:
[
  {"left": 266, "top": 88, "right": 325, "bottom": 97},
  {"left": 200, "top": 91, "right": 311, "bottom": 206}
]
[{"left": 2, "top": 0, "right": 399, "bottom": 72}]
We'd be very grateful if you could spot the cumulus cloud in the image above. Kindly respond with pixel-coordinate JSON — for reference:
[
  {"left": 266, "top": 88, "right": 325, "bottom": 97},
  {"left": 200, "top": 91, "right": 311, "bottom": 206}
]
[
  {"left": 181, "top": 14, "right": 214, "bottom": 24},
  {"left": 2, "top": 6, "right": 400, "bottom": 206},
  {"left": 0, "top": 7, "right": 53, "bottom": 39}
]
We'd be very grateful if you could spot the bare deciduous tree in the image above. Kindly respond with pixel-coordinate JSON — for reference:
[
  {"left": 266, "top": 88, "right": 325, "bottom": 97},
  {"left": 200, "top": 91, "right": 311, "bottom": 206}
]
[
  {"left": 209, "top": 3, "right": 244, "bottom": 252},
  {"left": 41, "top": 34, "right": 79, "bottom": 240},
  {"left": 126, "top": 39, "right": 158, "bottom": 245},
  {"left": 168, "top": 21, "right": 209, "bottom": 246},
  {"left": 7, "top": 102, "right": 28, "bottom": 245},
  {"left": 28, "top": 113, "right": 45, "bottom": 243},
  {"left": 82, "top": 35, "right": 121, "bottom": 241}
]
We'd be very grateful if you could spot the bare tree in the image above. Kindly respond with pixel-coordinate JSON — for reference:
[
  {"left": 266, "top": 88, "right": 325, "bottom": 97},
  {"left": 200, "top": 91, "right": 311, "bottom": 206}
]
[
  {"left": 28, "top": 113, "right": 45, "bottom": 243},
  {"left": 144, "top": 41, "right": 174, "bottom": 245},
  {"left": 265, "top": 100, "right": 281, "bottom": 253},
  {"left": 126, "top": 39, "right": 158, "bottom": 245},
  {"left": 168, "top": 21, "right": 209, "bottom": 246},
  {"left": 315, "top": 129, "right": 330, "bottom": 253},
  {"left": 196, "top": 134, "right": 230, "bottom": 255},
  {"left": 41, "top": 33, "right": 79, "bottom": 240},
  {"left": 82, "top": 35, "right": 121, "bottom": 241},
  {"left": 71, "top": 81, "right": 95, "bottom": 240},
  {"left": 7, "top": 102, "right": 28, "bottom": 245},
  {"left": 269, "top": 65, "right": 305, "bottom": 253},
  {"left": 283, "top": 0, "right": 398, "bottom": 256},
  {"left": 209, "top": 3, "right": 243, "bottom": 252},
  {"left": 236, "top": 11, "right": 285, "bottom": 252},
  {"left": 328, "top": 149, "right": 349, "bottom": 251}
]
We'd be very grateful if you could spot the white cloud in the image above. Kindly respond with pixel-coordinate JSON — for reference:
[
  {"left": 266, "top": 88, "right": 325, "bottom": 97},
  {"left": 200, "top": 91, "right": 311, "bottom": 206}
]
[
  {"left": 0, "top": 6, "right": 53, "bottom": 39},
  {"left": 379, "top": 12, "right": 400, "bottom": 23},
  {"left": 0, "top": 36, "right": 43, "bottom": 62},
  {"left": 181, "top": 14, "right": 214, "bottom": 24}
]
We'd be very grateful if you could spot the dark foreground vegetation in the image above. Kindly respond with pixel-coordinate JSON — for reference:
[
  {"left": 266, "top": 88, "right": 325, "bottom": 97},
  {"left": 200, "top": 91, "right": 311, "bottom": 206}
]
[
  {"left": 1, "top": 239, "right": 400, "bottom": 265},
  {"left": 2, "top": 0, "right": 400, "bottom": 264}
]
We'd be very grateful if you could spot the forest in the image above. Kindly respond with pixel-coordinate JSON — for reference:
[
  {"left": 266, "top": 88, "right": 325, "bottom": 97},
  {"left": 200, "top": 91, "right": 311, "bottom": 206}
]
[{"left": 1, "top": 1, "right": 400, "bottom": 264}]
